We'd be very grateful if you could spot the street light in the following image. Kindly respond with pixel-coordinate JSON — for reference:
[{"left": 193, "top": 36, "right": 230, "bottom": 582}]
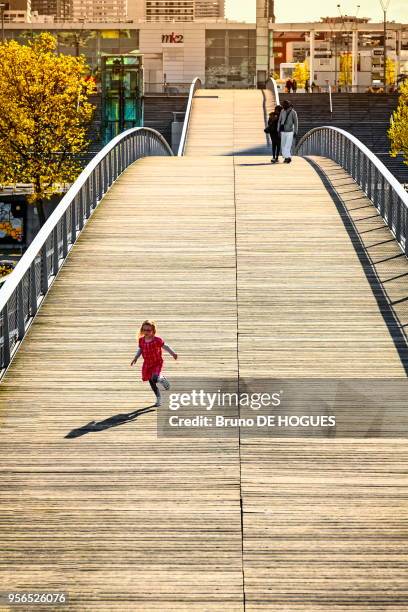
[{"left": 379, "top": 0, "right": 392, "bottom": 91}]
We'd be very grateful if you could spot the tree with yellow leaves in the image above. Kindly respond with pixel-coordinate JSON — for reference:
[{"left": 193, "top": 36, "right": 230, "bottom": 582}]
[
  {"left": 0, "top": 33, "right": 94, "bottom": 225},
  {"left": 385, "top": 57, "right": 396, "bottom": 87},
  {"left": 292, "top": 62, "right": 309, "bottom": 88},
  {"left": 339, "top": 53, "right": 352, "bottom": 89},
  {"left": 389, "top": 78, "right": 408, "bottom": 165}
]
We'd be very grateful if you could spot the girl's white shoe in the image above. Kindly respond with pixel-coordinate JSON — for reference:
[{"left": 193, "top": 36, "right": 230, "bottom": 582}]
[
  {"left": 154, "top": 399, "right": 161, "bottom": 407},
  {"left": 158, "top": 376, "right": 170, "bottom": 390}
]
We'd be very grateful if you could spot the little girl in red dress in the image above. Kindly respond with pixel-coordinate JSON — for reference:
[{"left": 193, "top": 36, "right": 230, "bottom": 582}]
[{"left": 130, "top": 320, "right": 178, "bottom": 407}]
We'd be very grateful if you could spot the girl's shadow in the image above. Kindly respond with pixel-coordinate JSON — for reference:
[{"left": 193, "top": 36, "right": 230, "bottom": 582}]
[{"left": 65, "top": 407, "right": 155, "bottom": 439}]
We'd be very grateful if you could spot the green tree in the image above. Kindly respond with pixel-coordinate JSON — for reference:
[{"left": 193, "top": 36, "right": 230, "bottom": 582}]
[
  {"left": 0, "top": 33, "right": 94, "bottom": 225},
  {"left": 292, "top": 62, "right": 309, "bottom": 88},
  {"left": 389, "top": 79, "right": 408, "bottom": 165}
]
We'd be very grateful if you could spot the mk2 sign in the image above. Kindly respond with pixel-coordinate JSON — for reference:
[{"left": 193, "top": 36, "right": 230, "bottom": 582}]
[{"left": 162, "top": 33, "right": 184, "bottom": 44}]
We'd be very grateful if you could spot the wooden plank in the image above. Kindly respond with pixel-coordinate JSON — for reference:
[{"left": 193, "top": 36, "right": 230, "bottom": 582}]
[
  {"left": 235, "top": 154, "right": 408, "bottom": 611},
  {"left": 185, "top": 90, "right": 270, "bottom": 157},
  {"left": 1, "top": 86, "right": 408, "bottom": 612},
  {"left": 0, "top": 156, "right": 244, "bottom": 611}
]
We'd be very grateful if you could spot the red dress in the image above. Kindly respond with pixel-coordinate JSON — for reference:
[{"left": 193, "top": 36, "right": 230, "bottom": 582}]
[{"left": 139, "top": 336, "right": 165, "bottom": 381}]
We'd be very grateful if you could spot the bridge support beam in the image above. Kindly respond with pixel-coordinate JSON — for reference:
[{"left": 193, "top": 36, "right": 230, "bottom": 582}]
[
  {"left": 256, "top": 0, "right": 273, "bottom": 87},
  {"left": 309, "top": 31, "right": 315, "bottom": 86}
]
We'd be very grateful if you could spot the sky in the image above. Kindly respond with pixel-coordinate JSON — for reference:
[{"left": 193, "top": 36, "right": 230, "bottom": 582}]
[{"left": 225, "top": 0, "right": 408, "bottom": 23}]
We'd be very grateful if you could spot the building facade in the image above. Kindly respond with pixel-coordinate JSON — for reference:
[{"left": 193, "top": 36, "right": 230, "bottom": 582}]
[
  {"left": 31, "top": 0, "right": 57, "bottom": 17},
  {"left": 2, "top": 19, "right": 408, "bottom": 90},
  {"left": 195, "top": 1, "right": 224, "bottom": 19},
  {"left": 69, "top": 0, "right": 127, "bottom": 22},
  {"left": 145, "top": 1, "right": 194, "bottom": 22}
]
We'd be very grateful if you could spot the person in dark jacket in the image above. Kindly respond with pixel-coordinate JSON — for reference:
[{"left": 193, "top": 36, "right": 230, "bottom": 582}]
[
  {"left": 292, "top": 78, "right": 298, "bottom": 93},
  {"left": 267, "top": 105, "right": 282, "bottom": 164}
]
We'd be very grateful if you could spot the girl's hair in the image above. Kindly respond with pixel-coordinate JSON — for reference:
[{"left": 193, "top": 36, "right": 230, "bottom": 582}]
[{"left": 138, "top": 319, "right": 157, "bottom": 338}]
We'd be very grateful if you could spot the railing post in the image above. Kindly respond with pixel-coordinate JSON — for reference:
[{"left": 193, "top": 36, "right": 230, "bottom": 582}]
[
  {"left": 53, "top": 227, "right": 59, "bottom": 275},
  {"left": 379, "top": 175, "right": 385, "bottom": 217},
  {"left": 78, "top": 189, "right": 84, "bottom": 231},
  {"left": 356, "top": 148, "right": 361, "bottom": 185},
  {"left": 30, "top": 262, "right": 38, "bottom": 316},
  {"left": 92, "top": 172, "right": 96, "bottom": 208},
  {"left": 367, "top": 162, "right": 372, "bottom": 200},
  {"left": 405, "top": 207, "right": 408, "bottom": 257},
  {"left": 98, "top": 163, "right": 103, "bottom": 200},
  {"left": 71, "top": 199, "right": 77, "bottom": 244},
  {"left": 62, "top": 212, "right": 68, "bottom": 258},
  {"left": 17, "top": 282, "right": 25, "bottom": 340},
  {"left": 84, "top": 182, "right": 91, "bottom": 218},
  {"left": 387, "top": 186, "right": 393, "bottom": 227},
  {"left": 41, "top": 244, "right": 48, "bottom": 294},
  {"left": 396, "top": 196, "right": 402, "bottom": 244},
  {"left": 1, "top": 304, "right": 10, "bottom": 368}
]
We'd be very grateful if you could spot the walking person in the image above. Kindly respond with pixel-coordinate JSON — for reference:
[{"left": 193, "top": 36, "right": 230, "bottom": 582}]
[
  {"left": 130, "top": 320, "right": 178, "bottom": 407},
  {"left": 292, "top": 78, "right": 298, "bottom": 93},
  {"left": 305, "top": 79, "right": 310, "bottom": 93},
  {"left": 286, "top": 78, "right": 293, "bottom": 93},
  {"left": 265, "top": 105, "right": 282, "bottom": 164},
  {"left": 277, "top": 100, "right": 298, "bottom": 164}
]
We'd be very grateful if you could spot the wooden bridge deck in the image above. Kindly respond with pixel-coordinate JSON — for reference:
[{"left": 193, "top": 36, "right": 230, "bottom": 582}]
[
  {"left": 185, "top": 89, "right": 273, "bottom": 156},
  {"left": 0, "top": 86, "right": 408, "bottom": 610}
]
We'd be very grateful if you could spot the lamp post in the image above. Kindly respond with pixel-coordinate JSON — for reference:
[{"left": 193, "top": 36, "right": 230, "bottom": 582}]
[
  {"left": 0, "top": 4, "right": 5, "bottom": 44},
  {"left": 379, "top": 0, "right": 392, "bottom": 91}
]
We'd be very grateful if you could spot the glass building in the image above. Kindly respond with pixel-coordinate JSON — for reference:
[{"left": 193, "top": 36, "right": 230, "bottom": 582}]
[
  {"left": 3, "top": 29, "right": 140, "bottom": 71},
  {"left": 205, "top": 29, "right": 256, "bottom": 88}
]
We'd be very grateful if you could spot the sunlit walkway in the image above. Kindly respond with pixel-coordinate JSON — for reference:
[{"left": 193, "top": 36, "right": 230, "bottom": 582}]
[{"left": 0, "top": 90, "right": 407, "bottom": 610}]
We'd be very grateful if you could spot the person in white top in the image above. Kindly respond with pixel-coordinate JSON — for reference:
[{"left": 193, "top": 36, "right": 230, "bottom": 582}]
[{"left": 277, "top": 100, "right": 299, "bottom": 164}]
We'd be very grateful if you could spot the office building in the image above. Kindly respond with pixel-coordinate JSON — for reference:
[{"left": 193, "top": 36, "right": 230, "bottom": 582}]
[
  {"left": 195, "top": 0, "right": 224, "bottom": 18},
  {"left": 2, "top": 18, "right": 408, "bottom": 90},
  {"left": 31, "top": 0, "right": 56, "bottom": 16},
  {"left": 145, "top": 1, "right": 194, "bottom": 22},
  {"left": 68, "top": 0, "right": 127, "bottom": 21}
]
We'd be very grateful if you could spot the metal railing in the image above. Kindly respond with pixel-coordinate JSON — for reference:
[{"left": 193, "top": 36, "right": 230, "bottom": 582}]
[
  {"left": 0, "top": 127, "right": 173, "bottom": 380},
  {"left": 266, "top": 78, "right": 281, "bottom": 106},
  {"left": 296, "top": 126, "right": 408, "bottom": 256},
  {"left": 177, "top": 77, "right": 202, "bottom": 157},
  {"left": 144, "top": 82, "right": 195, "bottom": 95}
]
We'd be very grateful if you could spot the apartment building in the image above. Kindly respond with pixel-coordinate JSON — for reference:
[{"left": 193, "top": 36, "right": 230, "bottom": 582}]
[
  {"left": 145, "top": 1, "right": 194, "bottom": 22},
  {"left": 195, "top": 0, "right": 224, "bottom": 18}
]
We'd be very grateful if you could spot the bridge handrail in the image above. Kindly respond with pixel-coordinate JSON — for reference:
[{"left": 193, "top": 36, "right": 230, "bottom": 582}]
[
  {"left": 266, "top": 78, "right": 281, "bottom": 106},
  {"left": 0, "top": 127, "right": 173, "bottom": 377},
  {"left": 296, "top": 126, "right": 408, "bottom": 255},
  {"left": 177, "top": 77, "right": 202, "bottom": 156}
]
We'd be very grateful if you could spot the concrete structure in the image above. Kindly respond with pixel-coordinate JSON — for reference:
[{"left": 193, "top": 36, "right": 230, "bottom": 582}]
[
  {"left": 69, "top": 0, "right": 127, "bottom": 22},
  {"left": 3, "top": 0, "right": 31, "bottom": 22},
  {"left": 145, "top": 0, "right": 194, "bottom": 22},
  {"left": 3, "top": 18, "right": 408, "bottom": 90},
  {"left": 256, "top": 0, "right": 269, "bottom": 87},
  {"left": 195, "top": 0, "right": 224, "bottom": 18},
  {"left": 126, "top": 0, "right": 144, "bottom": 22},
  {"left": 127, "top": 0, "right": 224, "bottom": 22}
]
